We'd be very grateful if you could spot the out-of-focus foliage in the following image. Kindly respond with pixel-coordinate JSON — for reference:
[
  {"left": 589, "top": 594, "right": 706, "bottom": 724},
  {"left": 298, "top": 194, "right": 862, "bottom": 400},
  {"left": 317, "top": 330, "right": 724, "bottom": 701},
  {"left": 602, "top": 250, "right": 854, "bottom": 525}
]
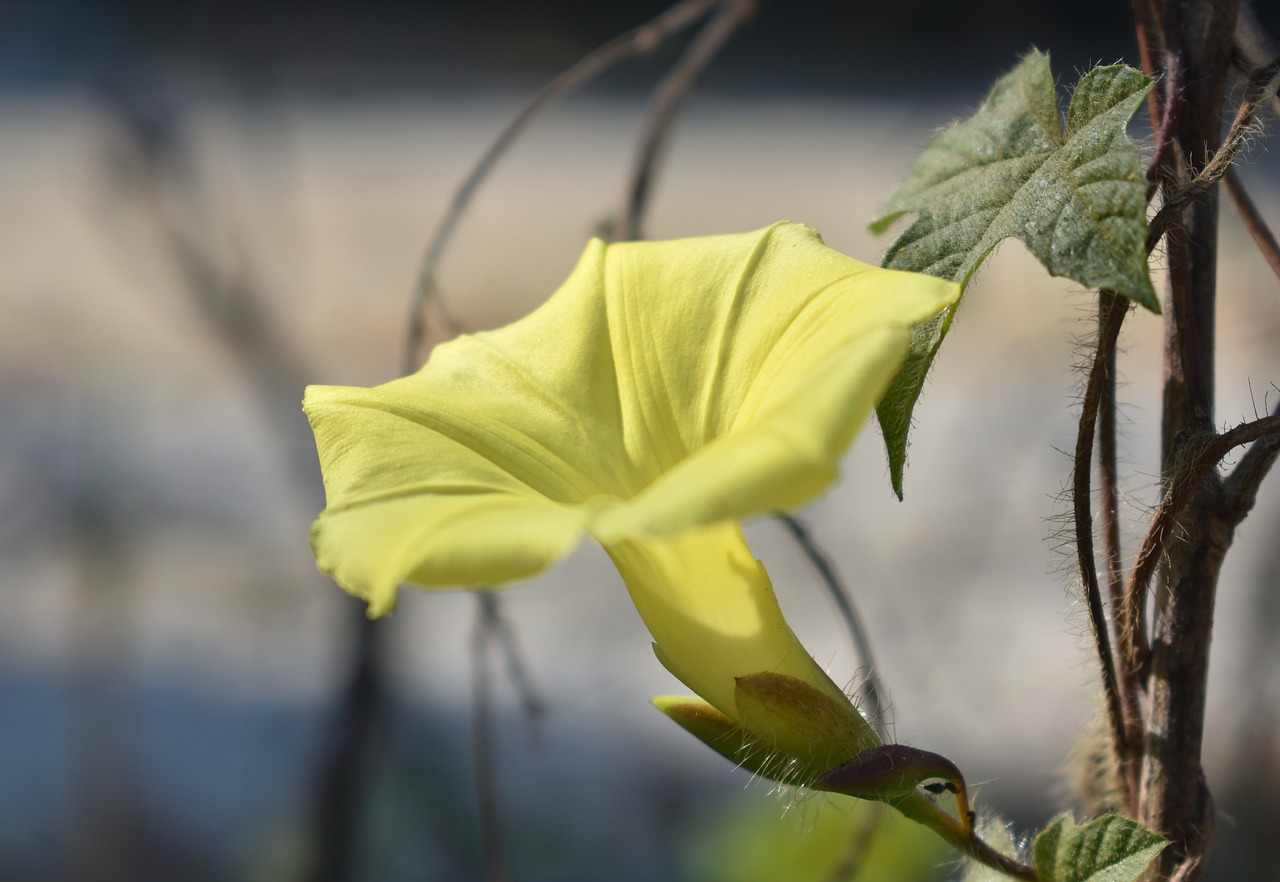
[{"left": 685, "top": 795, "right": 949, "bottom": 882}]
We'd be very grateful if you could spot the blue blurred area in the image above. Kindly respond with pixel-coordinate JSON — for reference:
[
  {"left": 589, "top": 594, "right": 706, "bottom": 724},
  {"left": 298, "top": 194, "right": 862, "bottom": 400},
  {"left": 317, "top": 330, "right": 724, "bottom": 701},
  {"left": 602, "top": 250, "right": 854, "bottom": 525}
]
[
  {"left": 2, "top": 3, "right": 1280, "bottom": 881},
  {"left": 0, "top": 674, "right": 324, "bottom": 877}
]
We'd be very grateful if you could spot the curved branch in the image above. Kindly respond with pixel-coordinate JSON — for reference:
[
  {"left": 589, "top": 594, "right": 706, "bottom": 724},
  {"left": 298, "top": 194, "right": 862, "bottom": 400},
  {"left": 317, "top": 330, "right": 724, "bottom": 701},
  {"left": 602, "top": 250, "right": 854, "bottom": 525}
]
[
  {"left": 615, "top": 0, "right": 758, "bottom": 241},
  {"left": 1072, "top": 291, "right": 1138, "bottom": 808},
  {"left": 403, "top": 0, "right": 724, "bottom": 372},
  {"left": 1224, "top": 168, "right": 1280, "bottom": 284},
  {"left": 472, "top": 594, "right": 511, "bottom": 882},
  {"left": 777, "top": 513, "right": 889, "bottom": 740}
]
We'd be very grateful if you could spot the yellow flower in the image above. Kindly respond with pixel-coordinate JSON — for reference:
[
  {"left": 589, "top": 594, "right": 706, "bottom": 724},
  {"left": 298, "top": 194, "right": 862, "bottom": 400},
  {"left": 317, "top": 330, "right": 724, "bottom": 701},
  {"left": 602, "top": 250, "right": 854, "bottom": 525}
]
[{"left": 305, "top": 221, "right": 958, "bottom": 790}]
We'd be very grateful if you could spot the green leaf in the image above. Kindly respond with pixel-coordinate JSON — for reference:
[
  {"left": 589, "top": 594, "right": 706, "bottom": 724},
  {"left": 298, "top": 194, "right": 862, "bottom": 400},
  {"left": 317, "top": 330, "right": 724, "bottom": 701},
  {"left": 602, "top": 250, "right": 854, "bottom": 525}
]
[
  {"left": 872, "top": 51, "right": 1156, "bottom": 496},
  {"left": 1033, "top": 813, "right": 1166, "bottom": 882}
]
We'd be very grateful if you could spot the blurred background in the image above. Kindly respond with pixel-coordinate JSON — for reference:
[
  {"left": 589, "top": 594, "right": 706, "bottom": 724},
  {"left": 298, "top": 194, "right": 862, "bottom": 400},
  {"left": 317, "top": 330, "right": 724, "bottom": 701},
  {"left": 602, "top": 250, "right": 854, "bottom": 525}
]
[{"left": 3, "top": 1, "right": 1280, "bottom": 880}]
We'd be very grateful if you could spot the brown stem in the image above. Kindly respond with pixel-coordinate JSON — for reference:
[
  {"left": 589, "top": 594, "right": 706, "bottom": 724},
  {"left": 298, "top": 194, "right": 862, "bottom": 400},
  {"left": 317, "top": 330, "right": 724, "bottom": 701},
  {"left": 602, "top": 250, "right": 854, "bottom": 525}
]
[
  {"left": 615, "top": 0, "right": 758, "bottom": 241},
  {"left": 1097, "top": 294, "right": 1148, "bottom": 815},
  {"left": 1139, "top": 5, "right": 1240, "bottom": 876},
  {"left": 1073, "top": 291, "right": 1138, "bottom": 809},
  {"left": 403, "top": 0, "right": 724, "bottom": 371}
]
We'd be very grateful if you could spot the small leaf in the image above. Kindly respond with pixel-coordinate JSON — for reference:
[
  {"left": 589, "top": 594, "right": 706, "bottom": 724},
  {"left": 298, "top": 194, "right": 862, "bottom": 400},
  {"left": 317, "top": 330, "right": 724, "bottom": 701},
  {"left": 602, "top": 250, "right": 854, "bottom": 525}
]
[
  {"left": 1033, "top": 813, "right": 1166, "bottom": 882},
  {"left": 873, "top": 51, "right": 1156, "bottom": 496}
]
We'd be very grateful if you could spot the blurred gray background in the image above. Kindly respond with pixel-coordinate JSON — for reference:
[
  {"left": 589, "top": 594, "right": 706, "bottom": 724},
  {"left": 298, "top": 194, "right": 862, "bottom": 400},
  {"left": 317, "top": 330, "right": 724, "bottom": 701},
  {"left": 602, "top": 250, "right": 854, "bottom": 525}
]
[{"left": 2, "top": 2, "right": 1279, "bottom": 880}]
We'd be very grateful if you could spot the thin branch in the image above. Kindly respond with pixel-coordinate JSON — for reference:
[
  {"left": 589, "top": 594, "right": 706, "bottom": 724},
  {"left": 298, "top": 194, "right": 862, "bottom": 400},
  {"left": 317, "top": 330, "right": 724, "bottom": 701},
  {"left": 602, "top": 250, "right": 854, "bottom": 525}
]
[
  {"left": 407, "top": 14, "right": 730, "bottom": 876},
  {"left": 491, "top": 591, "right": 550, "bottom": 741},
  {"left": 1126, "top": 413, "right": 1280, "bottom": 624},
  {"left": 777, "top": 513, "right": 889, "bottom": 740},
  {"left": 1224, "top": 168, "right": 1280, "bottom": 283},
  {"left": 614, "top": 0, "right": 758, "bottom": 241},
  {"left": 403, "top": 0, "right": 723, "bottom": 372},
  {"left": 1147, "top": 56, "right": 1280, "bottom": 249},
  {"left": 472, "top": 594, "right": 511, "bottom": 882},
  {"left": 1072, "top": 291, "right": 1138, "bottom": 809}
]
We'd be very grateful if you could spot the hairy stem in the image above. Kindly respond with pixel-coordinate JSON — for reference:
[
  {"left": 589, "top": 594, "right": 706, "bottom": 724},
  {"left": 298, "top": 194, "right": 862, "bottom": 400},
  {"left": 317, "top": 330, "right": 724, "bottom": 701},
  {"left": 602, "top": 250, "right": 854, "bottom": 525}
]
[
  {"left": 1073, "top": 291, "right": 1139, "bottom": 809},
  {"left": 1140, "top": 5, "right": 1239, "bottom": 876}
]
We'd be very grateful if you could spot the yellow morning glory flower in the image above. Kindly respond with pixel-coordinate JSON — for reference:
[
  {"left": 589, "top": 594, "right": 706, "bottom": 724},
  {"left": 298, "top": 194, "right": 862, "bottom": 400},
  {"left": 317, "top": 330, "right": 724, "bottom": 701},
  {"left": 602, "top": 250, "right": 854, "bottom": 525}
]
[{"left": 305, "top": 221, "right": 959, "bottom": 797}]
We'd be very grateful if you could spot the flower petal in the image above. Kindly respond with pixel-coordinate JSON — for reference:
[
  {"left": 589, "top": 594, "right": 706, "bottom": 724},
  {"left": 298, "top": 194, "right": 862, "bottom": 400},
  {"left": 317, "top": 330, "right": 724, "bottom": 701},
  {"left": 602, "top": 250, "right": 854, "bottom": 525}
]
[
  {"left": 605, "top": 521, "right": 848, "bottom": 719},
  {"left": 310, "top": 493, "right": 589, "bottom": 616},
  {"left": 305, "top": 223, "right": 959, "bottom": 614},
  {"left": 305, "top": 239, "right": 628, "bottom": 612},
  {"left": 591, "top": 223, "right": 958, "bottom": 537}
]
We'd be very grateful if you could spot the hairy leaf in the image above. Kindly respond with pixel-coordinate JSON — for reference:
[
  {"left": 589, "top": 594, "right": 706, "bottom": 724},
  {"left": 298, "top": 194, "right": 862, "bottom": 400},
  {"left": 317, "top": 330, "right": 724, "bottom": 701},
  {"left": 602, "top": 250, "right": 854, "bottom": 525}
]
[
  {"left": 873, "top": 51, "right": 1156, "bottom": 496},
  {"left": 1033, "top": 813, "right": 1166, "bottom": 882}
]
